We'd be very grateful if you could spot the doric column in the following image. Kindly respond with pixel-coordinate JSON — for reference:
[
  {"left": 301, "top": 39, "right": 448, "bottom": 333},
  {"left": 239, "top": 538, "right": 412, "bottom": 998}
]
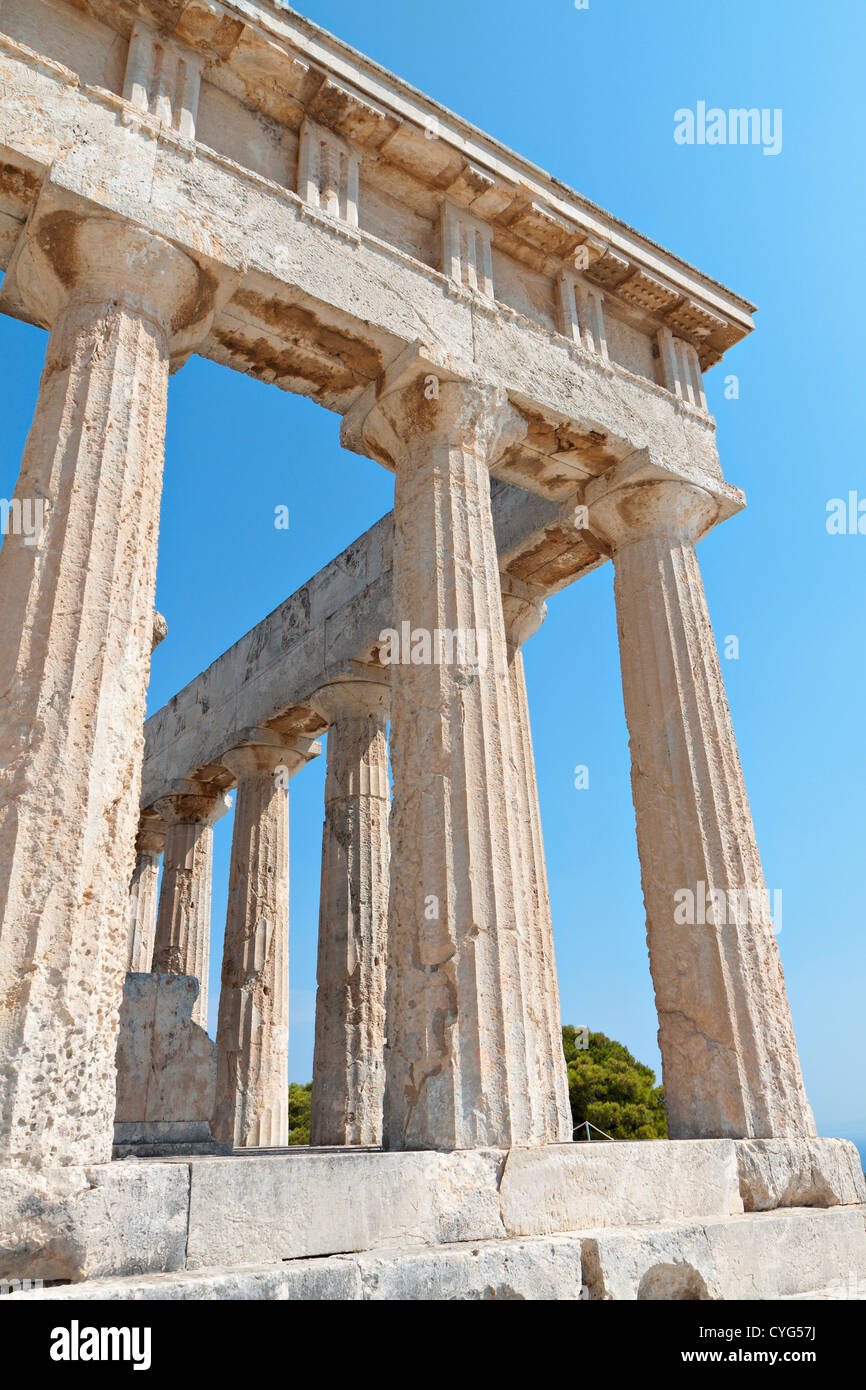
[
  {"left": 308, "top": 675, "right": 390, "bottom": 1147},
  {"left": 127, "top": 815, "right": 166, "bottom": 973},
  {"left": 586, "top": 461, "right": 815, "bottom": 1140},
  {"left": 0, "top": 209, "right": 212, "bottom": 1167},
  {"left": 212, "top": 735, "right": 319, "bottom": 1148},
  {"left": 344, "top": 350, "right": 568, "bottom": 1150},
  {"left": 151, "top": 788, "right": 230, "bottom": 1029},
  {"left": 500, "top": 580, "right": 573, "bottom": 1140}
]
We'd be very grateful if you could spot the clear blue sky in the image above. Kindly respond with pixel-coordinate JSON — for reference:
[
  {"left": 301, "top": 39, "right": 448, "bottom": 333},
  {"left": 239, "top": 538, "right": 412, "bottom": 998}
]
[{"left": 1, "top": 0, "right": 863, "bottom": 1154}]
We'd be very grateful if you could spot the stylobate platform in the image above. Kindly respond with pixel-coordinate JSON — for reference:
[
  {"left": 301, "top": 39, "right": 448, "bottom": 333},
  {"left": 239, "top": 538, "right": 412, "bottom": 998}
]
[{"left": 2, "top": 1138, "right": 864, "bottom": 1300}]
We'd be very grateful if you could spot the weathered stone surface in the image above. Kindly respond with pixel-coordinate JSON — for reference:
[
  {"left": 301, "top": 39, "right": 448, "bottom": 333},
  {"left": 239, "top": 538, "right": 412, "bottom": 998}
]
[
  {"left": 500, "top": 580, "right": 573, "bottom": 1142},
  {"left": 736, "top": 1138, "right": 866, "bottom": 1211},
  {"left": 152, "top": 789, "right": 231, "bottom": 1028},
  {"left": 354, "top": 355, "right": 570, "bottom": 1150},
  {"left": 0, "top": 0, "right": 823, "bottom": 1214},
  {"left": 2, "top": 1143, "right": 863, "bottom": 1295},
  {"left": 10, "top": 1208, "right": 866, "bottom": 1301},
  {"left": 7, "top": 1237, "right": 582, "bottom": 1302},
  {"left": 213, "top": 738, "right": 317, "bottom": 1148},
  {"left": 185, "top": 1148, "right": 504, "bottom": 1267},
  {"left": 0, "top": 207, "right": 208, "bottom": 1169},
  {"left": 114, "top": 974, "right": 216, "bottom": 1144},
  {"left": 499, "top": 1140, "right": 742, "bottom": 1236},
  {"left": 0, "top": 1, "right": 754, "bottom": 831},
  {"left": 309, "top": 676, "right": 390, "bottom": 1147},
  {"left": 4, "top": 1260, "right": 363, "bottom": 1302},
  {"left": 0, "top": 1161, "right": 189, "bottom": 1283},
  {"left": 126, "top": 819, "right": 165, "bottom": 973},
  {"left": 583, "top": 1206, "right": 866, "bottom": 1302},
  {"left": 586, "top": 458, "right": 815, "bottom": 1141},
  {"left": 353, "top": 1236, "right": 583, "bottom": 1301}
]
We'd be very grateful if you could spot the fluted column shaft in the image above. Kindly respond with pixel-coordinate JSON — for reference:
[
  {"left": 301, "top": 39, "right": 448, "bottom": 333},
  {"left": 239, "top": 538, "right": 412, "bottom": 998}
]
[
  {"left": 589, "top": 476, "right": 815, "bottom": 1139},
  {"left": 359, "top": 367, "right": 566, "bottom": 1150},
  {"left": 501, "top": 585, "right": 572, "bottom": 1140},
  {"left": 309, "top": 679, "right": 390, "bottom": 1146},
  {"left": 0, "top": 216, "right": 205, "bottom": 1167},
  {"left": 127, "top": 820, "right": 165, "bottom": 972},
  {"left": 152, "top": 791, "right": 228, "bottom": 1029},
  {"left": 213, "top": 741, "right": 312, "bottom": 1147}
]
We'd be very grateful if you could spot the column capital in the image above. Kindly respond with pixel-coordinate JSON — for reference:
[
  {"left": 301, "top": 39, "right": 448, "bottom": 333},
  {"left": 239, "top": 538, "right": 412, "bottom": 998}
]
[
  {"left": 151, "top": 786, "right": 232, "bottom": 827},
  {"left": 222, "top": 730, "right": 321, "bottom": 781},
  {"left": 584, "top": 451, "right": 745, "bottom": 550},
  {"left": 340, "top": 341, "right": 526, "bottom": 473},
  {"left": 499, "top": 577, "right": 548, "bottom": 649},
  {"left": 135, "top": 815, "right": 166, "bottom": 858},
  {"left": 308, "top": 673, "right": 390, "bottom": 726},
  {"left": 0, "top": 185, "right": 234, "bottom": 371}
]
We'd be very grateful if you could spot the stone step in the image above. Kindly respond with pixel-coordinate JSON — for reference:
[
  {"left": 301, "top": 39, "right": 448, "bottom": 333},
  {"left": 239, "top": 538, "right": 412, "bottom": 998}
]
[
  {"left": 6, "top": 1207, "right": 865, "bottom": 1302},
  {"left": 2, "top": 1138, "right": 863, "bottom": 1287}
]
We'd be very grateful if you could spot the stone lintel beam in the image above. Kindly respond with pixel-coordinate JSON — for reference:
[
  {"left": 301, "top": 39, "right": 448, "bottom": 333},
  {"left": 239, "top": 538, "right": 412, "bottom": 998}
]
[
  {"left": 307, "top": 671, "right": 391, "bottom": 1147},
  {"left": 213, "top": 733, "right": 319, "bottom": 1148},
  {"left": 584, "top": 458, "right": 814, "bottom": 1140},
  {"left": 139, "top": 478, "right": 603, "bottom": 809}
]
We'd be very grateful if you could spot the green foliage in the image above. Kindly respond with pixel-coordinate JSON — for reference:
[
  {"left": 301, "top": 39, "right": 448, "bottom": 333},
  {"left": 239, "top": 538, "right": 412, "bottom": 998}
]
[
  {"left": 289, "top": 1029, "right": 666, "bottom": 1146},
  {"left": 562, "top": 1027, "right": 667, "bottom": 1141},
  {"left": 288, "top": 1081, "right": 312, "bottom": 1145}
]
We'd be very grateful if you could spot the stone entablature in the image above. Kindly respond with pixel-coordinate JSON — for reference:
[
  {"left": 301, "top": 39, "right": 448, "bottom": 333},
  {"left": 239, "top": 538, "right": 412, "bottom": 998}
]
[
  {"left": 0, "top": 0, "right": 751, "bottom": 421},
  {"left": 0, "top": 28, "right": 724, "bottom": 498}
]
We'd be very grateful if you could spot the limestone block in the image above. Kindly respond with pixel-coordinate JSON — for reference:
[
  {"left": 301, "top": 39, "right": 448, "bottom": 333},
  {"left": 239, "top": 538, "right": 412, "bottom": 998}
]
[
  {"left": 114, "top": 974, "right": 216, "bottom": 1142},
  {"left": 498, "top": 1140, "right": 743, "bottom": 1236},
  {"left": 736, "top": 1138, "right": 866, "bottom": 1211},
  {"left": 0, "top": 1162, "right": 189, "bottom": 1283},
  {"left": 5, "top": 1260, "right": 362, "bottom": 1302},
  {"left": 583, "top": 1207, "right": 866, "bottom": 1302},
  {"left": 433, "top": 1150, "right": 505, "bottom": 1245},
  {"left": 354, "top": 1236, "right": 583, "bottom": 1301},
  {"left": 185, "top": 1148, "right": 504, "bottom": 1267}
]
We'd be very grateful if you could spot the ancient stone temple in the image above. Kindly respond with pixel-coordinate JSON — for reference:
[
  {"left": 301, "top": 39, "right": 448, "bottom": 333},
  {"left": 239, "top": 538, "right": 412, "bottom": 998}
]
[{"left": 0, "top": 0, "right": 863, "bottom": 1301}]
